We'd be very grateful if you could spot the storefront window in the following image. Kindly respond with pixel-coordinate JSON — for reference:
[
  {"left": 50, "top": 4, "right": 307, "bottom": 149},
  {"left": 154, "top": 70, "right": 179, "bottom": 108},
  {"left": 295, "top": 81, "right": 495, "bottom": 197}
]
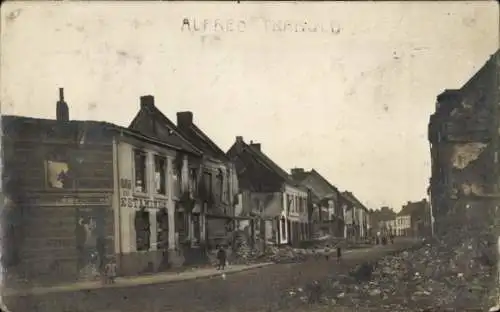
[
  {"left": 154, "top": 155, "right": 167, "bottom": 195},
  {"left": 135, "top": 210, "right": 150, "bottom": 251},
  {"left": 134, "top": 150, "right": 147, "bottom": 193},
  {"left": 156, "top": 209, "right": 169, "bottom": 250}
]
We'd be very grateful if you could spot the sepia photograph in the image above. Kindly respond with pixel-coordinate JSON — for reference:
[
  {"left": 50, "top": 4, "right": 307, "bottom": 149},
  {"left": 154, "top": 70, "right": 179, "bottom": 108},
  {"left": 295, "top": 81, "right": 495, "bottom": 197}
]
[{"left": 0, "top": 1, "right": 499, "bottom": 311}]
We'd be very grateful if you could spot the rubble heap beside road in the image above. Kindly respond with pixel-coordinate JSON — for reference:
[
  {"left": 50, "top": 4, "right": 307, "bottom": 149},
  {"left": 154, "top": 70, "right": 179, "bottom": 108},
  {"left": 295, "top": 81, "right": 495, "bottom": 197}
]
[{"left": 286, "top": 232, "right": 498, "bottom": 312}]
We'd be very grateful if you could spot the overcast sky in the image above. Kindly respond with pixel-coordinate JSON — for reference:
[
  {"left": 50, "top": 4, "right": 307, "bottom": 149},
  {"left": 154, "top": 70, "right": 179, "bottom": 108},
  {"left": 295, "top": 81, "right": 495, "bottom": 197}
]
[{"left": 1, "top": 1, "right": 498, "bottom": 211}]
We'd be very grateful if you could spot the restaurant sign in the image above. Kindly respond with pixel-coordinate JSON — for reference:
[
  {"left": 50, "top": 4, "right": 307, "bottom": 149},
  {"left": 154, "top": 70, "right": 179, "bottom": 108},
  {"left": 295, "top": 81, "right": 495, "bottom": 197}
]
[{"left": 120, "top": 197, "right": 168, "bottom": 210}]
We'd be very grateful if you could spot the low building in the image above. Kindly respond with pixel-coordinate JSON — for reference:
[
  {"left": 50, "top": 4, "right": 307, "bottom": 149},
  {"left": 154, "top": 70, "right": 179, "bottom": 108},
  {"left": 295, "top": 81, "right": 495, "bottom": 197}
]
[
  {"left": 227, "top": 137, "right": 309, "bottom": 247},
  {"left": 341, "top": 191, "right": 371, "bottom": 240},
  {"left": 175, "top": 111, "right": 240, "bottom": 251},
  {"left": 290, "top": 168, "right": 344, "bottom": 239},
  {"left": 395, "top": 215, "right": 411, "bottom": 236},
  {"left": 370, "top": 206, "right": 397, "bottom": 236},
  {"left": 398, "top": 199, "right": 432, "bottom": 238},
  {"left": 131, "top": 101, "right": 241, "bottom": 258}
]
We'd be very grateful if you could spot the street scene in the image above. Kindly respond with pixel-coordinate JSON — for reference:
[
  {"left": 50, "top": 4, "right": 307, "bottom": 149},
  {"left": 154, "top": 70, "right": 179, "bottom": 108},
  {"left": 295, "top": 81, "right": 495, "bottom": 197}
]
[{"left": 1, "top": 2, "right": 499, "bottom": 312}]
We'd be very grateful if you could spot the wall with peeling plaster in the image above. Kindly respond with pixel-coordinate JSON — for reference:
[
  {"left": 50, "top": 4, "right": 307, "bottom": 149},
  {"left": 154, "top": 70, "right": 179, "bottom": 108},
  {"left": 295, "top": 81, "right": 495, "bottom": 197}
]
[{"left": 429, "top": 49, "right": 500, "bottom": 228}]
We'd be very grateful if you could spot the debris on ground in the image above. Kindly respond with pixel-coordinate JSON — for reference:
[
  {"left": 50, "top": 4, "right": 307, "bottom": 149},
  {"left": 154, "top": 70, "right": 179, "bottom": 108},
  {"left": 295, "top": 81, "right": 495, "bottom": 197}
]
[{"left": 285, "top": 232, "right": 498, "bottom": 311}]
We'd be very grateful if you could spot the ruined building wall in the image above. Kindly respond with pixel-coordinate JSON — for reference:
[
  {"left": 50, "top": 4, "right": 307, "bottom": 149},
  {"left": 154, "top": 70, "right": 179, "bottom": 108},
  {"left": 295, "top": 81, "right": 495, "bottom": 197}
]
[{"left": 428, "top": 50, "right": 500, "bottom": 305}]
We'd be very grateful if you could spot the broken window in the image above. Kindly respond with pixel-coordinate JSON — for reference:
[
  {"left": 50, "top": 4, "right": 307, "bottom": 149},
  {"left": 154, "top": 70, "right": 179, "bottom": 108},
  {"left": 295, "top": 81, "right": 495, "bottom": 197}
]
[
  {"left": 135, "top": 210, "right": 150, "bottom": 251},
  {"left": 189, "top": 168, "right": 197, "bottom": 195},
  {"left": 215, "top": 169, "right": 223, "bottom": 202},
  {"left": 156, "top": 209, "right": 169, "bottom": 250},
  {"left": 46, "top": 160, "right": 72, "bottom": 189},
  {"left": 203, "top": 171, "right": 212, "bottom": 199},
  {"left": 45, "top": 146, "right": 74, "bottom": 189},
  {"left": 280, "top": 217, "right": 286, "bottom": 241},
  {"left": 154, "top": 155, "right": 167, "bottom": 195},
  {"left": 172, "top": 167, "right": 181, "bottom": 198},
  {"left": 134, "top": 149, "right": 147, "bottom": 193}
]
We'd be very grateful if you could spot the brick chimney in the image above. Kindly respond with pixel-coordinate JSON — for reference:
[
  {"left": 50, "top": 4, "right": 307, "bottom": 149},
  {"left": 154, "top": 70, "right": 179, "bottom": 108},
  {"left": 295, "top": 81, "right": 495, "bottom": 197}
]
[
  {"left": 56, "top": 88, "right": 69, "bottom": 122},
  {"left": 249, "top": 140, "right": 261, "bottom": 151},
  {"left": 291, "top": 168, "right": 305, "bottom": 178},
  {"left": 233, "top": 136, "right": 245, "bottom": 153},
  {"left": 177, "top": 111, "right": 193, "bottom": 129},
  {"left": 140, "top": 95, "right": 155, "bottom": 109}
]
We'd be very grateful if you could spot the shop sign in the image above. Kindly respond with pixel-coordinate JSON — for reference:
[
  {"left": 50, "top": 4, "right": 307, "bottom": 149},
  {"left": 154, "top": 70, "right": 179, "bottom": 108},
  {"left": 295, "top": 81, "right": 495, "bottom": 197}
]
[{"left": 120, "top": 196, "right": 168, "bottom": 210}]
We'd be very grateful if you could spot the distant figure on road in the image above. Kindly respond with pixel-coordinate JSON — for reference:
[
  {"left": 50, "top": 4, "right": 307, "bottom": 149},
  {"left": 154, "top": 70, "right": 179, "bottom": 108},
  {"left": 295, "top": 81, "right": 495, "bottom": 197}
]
[
  {"left": 324, "top": 245, "right": 330, "bottom": 261},
  {"left": 336, "top": 246, "right": 342, "bottom": 263},
  {"left": 216, "top": 245, "right": 227, "bottom": 270}
]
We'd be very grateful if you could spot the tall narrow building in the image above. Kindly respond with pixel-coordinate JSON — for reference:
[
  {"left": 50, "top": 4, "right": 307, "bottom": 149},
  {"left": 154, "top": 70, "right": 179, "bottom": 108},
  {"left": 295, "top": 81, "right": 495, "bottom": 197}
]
[{"left": 428, "top": 50, "right": 500, "bottom": 235}]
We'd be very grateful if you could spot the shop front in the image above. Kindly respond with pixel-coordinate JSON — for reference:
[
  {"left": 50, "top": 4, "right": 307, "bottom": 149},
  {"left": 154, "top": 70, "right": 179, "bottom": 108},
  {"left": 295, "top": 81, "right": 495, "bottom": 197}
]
[{"left": 115, "top": 138, "right": 181, "bottom": 276}]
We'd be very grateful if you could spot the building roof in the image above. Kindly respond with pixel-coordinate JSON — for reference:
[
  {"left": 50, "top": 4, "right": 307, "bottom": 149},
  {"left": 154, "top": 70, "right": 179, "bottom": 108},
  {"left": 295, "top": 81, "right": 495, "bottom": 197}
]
[
  {"left": 341, "top": 191, "right": 369, "bottom": 212},
  {"left": 128, "top": 98, "right": 202, "bottom": 155},
  {"left": 176, "top": 113, "right": 230, "bottom": 161},
  {"left": 227, "top": 137, "right": 302, "bottom": 191},
  {"left": 2, "top": 115, "right": 191, "bottom": 152},
  {"left": 398, "top": 200, "right": 428, "bottom": 216},
  {"left": 291, "top": 168, "right": 339, "bottom": 201}
]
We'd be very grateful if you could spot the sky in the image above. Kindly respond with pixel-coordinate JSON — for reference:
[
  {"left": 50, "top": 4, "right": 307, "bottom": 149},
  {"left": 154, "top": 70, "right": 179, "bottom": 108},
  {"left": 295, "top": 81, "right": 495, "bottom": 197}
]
[{"left": 1, "top": 1, "right": 498, "bottom": 212}]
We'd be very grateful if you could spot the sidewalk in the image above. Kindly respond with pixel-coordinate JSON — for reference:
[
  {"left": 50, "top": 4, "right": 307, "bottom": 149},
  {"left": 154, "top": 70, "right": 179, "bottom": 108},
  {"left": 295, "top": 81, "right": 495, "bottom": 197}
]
[{"left": 2, "top": 262, "right": 273, "bottom": 297}]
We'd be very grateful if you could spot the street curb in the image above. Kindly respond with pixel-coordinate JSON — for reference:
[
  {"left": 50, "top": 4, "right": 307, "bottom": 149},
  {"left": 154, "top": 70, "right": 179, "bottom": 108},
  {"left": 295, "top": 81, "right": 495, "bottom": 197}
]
[{"left": 3, "top": 263, "right": 274, "bottom": 297}]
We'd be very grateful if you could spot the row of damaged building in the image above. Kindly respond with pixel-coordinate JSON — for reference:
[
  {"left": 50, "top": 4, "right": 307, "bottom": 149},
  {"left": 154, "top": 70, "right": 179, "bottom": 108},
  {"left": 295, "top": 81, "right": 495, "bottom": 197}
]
[
  {"left": 374, "top": 199, "right": 432, "bottom": 238},
  {"left": 1, "top": 89, "right": 372, "bottom": 287}
]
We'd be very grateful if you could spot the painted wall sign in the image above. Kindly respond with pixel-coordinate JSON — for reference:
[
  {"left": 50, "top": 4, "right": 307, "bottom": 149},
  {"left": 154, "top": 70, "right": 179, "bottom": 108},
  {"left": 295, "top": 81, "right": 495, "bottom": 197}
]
[
  {"left": 26, "top": 194, "right": 112, "bottom": 206},
  {"left": 120, "top": 196, "right": 168, "bottom": 210}
]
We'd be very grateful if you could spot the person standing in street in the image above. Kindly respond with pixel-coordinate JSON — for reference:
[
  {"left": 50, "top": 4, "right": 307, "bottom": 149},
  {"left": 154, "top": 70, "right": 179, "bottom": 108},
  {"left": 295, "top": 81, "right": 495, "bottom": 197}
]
[
  {"left": 336, "top": 245, "right": 342, "bottom": 263},
  {"left": 216, "top": 245, "right": 227, "bottom": 271}
]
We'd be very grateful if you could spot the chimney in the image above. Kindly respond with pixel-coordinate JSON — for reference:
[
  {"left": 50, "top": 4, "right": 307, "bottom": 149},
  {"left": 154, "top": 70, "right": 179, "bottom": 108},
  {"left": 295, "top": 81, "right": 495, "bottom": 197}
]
[
  {"left": 249, "top": 141, "right": 261, "bottom": 151},
  {"left": 291, "top": 168, "right": 305, "bottom": 177},
  {"left": 177, "top": 111, "right": 193, "bottom": 129},
  {"left": 56, "top": 88, "right": 69, "bottom": 122},
  {"left": 236, "top": 136, "right": 244, "bottom": 143},
  {"left": 140, "top": 95, "right": 155, "bottom": 109}
]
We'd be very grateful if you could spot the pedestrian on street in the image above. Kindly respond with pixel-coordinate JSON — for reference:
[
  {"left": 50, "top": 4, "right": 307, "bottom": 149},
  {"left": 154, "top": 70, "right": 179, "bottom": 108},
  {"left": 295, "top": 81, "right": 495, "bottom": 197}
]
[
  {"left": 324, "top": 245, "right": 330, "bottom": 261},
  {"left": 216, "top": 245, "right": 227, "bottom": 271},
  {"left": 336, "top": 245, "right": 342, "bottom": 263}
]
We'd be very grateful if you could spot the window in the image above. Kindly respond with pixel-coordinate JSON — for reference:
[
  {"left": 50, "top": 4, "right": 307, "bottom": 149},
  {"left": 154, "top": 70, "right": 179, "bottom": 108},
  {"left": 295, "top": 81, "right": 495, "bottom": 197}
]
[
  {"left": 134, "top": 150, "right": 147, "bottom": 193},
  {"left": 135, "top": 210, "right": 150, "bottom": 251},
  {"left": 203, "top": 172, "right": 212, "bottom": 198},
  {"left": 189, "top": 168, "right": 197, "bottom": 194},
  {"left": 156, "top": 209, "right": 169, "bottom": 250},
  {"left": 224, "top": 170, "right": 230, "bottom": 203},
  {"left": 287, "top": 195, "right": 292, "bottom": 213},
  {"left": 280, "top": 217, "right": 286, "bottom": 240},
  {"left": 46, "top": 160, "right": 72, "bottom": 189},
  {"left": 154, "top": 155, "right": 166, "bottom": 195},
  {"left": 172, "top": 166, "right": 181, "bottom": 197},
  {"left": 215, "top": 169, "right": 223, "bottom": 201}
]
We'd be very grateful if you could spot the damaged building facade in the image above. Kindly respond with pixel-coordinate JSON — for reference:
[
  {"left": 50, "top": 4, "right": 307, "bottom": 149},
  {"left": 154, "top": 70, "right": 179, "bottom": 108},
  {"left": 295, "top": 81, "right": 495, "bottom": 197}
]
[
  {"left": 1, "top": 89, "right": 208, "bottom": 286},
  {"left": 290, "top": 168, "right": 345, "bottom": 239},
  {"left": 129, "top": 96, "right": 240, "bottom": 265},
  {"left": 428, "top": 49, "right": 500, "bottom": 236},
  {"left": 227, "top": 137, "right": 310, "bottom": 247}
]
